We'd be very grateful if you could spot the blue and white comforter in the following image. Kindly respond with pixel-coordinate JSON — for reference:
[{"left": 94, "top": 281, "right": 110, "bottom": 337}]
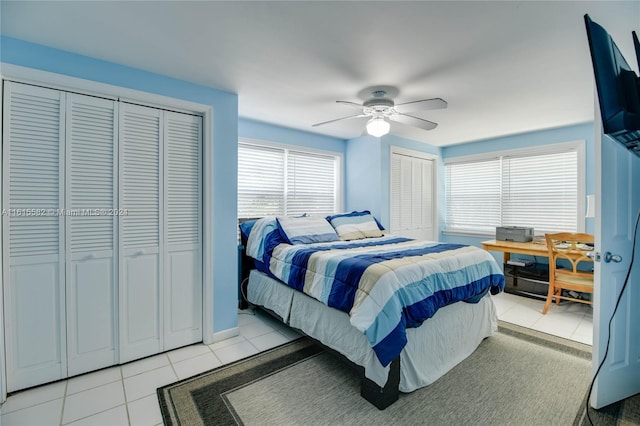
[{"left": 250, "top": 230, "right": 504, "bottom": 367}]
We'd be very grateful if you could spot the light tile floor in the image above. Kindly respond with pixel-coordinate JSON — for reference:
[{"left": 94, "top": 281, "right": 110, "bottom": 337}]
[
  {"left": 0, "top": 309, "right": 301, "bottom": 426},
  {"left": 1, "top": 294, "right": 591, "bottom": 425},
  {"left": 492, "top": 291, "right": 593, "bottom": 345}
]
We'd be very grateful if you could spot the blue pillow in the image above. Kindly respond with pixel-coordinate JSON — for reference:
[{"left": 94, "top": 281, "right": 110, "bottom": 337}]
[
  {"left": 276, "top": 216, "right": 339, "bottom": 245},
  {"left": 326, "top": 211, "right": 384, "bottom": 241},
  {"left": 239, "top": 220, "right": 257, "bottom": 243},
  {"left": 326, "top": 210, "right": 385, "bottom": 231}
]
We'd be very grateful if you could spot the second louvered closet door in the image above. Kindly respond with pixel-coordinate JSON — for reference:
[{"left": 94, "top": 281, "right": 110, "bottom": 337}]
[
  {"left": 119, "top": 104, "right": 163, "bottom": 363},
  {"left": 66, "top": 93, "right": 118, "bottom": 376}
]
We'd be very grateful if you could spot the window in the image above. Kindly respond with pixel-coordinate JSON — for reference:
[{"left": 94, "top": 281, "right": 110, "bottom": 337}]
[
  {"left": 445, "top": 142, "right": 584, "bottom": 235},
  {"left": 238, "top": 140, "right": 341, "bottom": 218}
]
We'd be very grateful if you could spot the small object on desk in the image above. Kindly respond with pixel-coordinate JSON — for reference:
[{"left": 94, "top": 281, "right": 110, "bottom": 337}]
[
  {"left": 495, "top": 226, "right": 534, "bottom": 243},
  {"left": 506, "top": 259, "right": 534, "bottom": 267}
]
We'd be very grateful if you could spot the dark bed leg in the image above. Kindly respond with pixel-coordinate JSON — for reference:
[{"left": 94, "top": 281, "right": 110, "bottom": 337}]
[{"left": 360, "top": 356, "right": 400, "bottom": 410}]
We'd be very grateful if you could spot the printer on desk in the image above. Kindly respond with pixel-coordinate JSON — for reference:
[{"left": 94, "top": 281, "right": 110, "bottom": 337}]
[{"left": 496, "top": 226, "right": 534, "bottom": 242}]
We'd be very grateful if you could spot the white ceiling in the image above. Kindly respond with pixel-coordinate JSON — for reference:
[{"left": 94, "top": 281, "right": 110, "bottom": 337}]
[{"left": 2, "top": 1, "right": 639, "bottom": 146}]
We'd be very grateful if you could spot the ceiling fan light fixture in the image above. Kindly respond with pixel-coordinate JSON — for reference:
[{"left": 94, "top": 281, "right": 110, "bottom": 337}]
[{"left": 366, "top": 117, "right": 390, "bottom": 137}]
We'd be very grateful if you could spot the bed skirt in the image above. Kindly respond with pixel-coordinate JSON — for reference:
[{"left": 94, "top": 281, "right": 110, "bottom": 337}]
[{"left": 247, "top": 269, "right": 498, "bottom": 392}]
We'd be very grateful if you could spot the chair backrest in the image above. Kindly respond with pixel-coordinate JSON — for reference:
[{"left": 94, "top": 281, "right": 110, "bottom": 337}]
[{"left": 544, "top": 232, "right": 595, "bottom": 280}]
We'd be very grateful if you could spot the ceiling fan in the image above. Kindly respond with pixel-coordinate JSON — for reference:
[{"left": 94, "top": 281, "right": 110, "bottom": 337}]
[{"left": 312, "top": 87, "right": 448, "bottom": 137}]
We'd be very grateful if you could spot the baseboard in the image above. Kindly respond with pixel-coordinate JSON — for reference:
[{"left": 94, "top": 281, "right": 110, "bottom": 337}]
[{"left": 211, "top": 327, "right": 240, "bottom": 343}]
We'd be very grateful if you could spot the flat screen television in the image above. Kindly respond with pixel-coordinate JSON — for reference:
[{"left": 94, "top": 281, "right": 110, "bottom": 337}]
[{"left": 584, "top": 14, "right": 640, "bottom": 156}]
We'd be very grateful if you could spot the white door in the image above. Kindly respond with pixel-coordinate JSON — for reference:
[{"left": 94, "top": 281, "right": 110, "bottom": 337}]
[
  {"left": 390, "top": 149, "right": 436, "bottom": 240},
  {"left": 163, "top": 112, "right": 202, "bottom": 349},
  {"left": 592, "top": 127, "right": 640, "bottom": 407},
  {"left": 2, "top": 82, "right": 67, "bottom": 391},
  {"left": 119, "top": 103, "right": 163, "bottom": 363},
  {"left": 65, "top": 93, "right": 118, "bottom": 375}
]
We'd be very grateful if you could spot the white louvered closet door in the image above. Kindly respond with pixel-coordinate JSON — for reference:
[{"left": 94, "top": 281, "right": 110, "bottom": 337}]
[
  {"left": 164, "top": 112, "right": 202, "bottom": 349},
  {"left": 390, "top": 151, "right": 436, "bottom": 240},
  {"left": 2, "top": 82, "right": 67, "bottom": 391},
  {"left": 119, "top": 103, "right": 163, "bottom": 363},
  {"left": 65, "top": 93, "right": 118, "bottom": 375}
]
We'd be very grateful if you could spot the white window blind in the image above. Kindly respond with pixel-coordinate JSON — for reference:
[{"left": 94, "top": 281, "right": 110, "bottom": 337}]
[
  {"left": 445, "top": 146, "right": 580, "bottom": 235},
  {"left": 238, "top": 144, "right": 285, "bottom": 217},
  {"left": 238, "top": 141, "right": 340, "bottom": 219},
  {"left": 502, "top": 151, "right": 578, "bottom": 233},
  {"left": 446, "top": 159, "right": 501, "bottom": 234},
  {"left": 286, "top": 150, "right": 337, "bottom": 216}
]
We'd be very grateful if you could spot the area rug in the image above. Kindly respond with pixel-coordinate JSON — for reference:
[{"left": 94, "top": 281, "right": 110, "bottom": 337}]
[{"left": 158, "top": 323, "right": 596, "bottom": 425}]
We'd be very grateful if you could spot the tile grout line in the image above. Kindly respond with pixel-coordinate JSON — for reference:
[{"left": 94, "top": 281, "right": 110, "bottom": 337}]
[
  {"left": 120, "top": 366, "right": 132, "bottom": 426},
  {"left": 59, "top": 380, "right": 69, "bottom": 426},
  {"left": 204, "top": 341, "right": 224, "bottom": 366},
  {"left": 65, "top": 370, "right": 123, "bottom": 397}
]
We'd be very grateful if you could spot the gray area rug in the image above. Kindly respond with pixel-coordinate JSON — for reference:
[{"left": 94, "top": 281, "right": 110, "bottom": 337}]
[{"left": 157, "top": 322, "right": 603, "bottom": 425}]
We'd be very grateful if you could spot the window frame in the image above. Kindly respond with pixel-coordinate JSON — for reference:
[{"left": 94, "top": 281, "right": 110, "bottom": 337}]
[
  {"left": 443, "top": 141, "right": 586, "bottom": 237},
  {"left": 238, "top": 137, "right": 343, "bottom": 219}
]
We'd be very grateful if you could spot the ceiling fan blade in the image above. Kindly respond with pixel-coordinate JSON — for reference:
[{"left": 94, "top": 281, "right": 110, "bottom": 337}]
[
  {"left": 312, "top": 114, "right": 368, "bottom": 127},
  {"left": 394, "top": 98, "right": 447, "bottom": 114},
  {"left": 390, "top": 113, "right": 438, "bottom": 131},
  {"left": 336, "top": 100, "right": 364, "bottom": 109}
]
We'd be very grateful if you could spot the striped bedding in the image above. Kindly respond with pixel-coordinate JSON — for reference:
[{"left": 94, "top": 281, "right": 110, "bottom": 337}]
[{"left": 264, "top": 235, "right": 505, "bottom": 367}]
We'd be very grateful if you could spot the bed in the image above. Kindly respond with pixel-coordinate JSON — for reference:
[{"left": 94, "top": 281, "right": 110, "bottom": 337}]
[{"left": 239, "top": 213, "right": 505, "bottom": 409}]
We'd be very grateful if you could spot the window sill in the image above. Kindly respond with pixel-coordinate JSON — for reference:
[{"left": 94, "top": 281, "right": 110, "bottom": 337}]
[{"left": 441, "top": 230, "right": 495, "bottom": 239}]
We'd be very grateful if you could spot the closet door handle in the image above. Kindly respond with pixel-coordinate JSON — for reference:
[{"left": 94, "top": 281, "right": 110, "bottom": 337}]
[
  {"left": 85, "top": 253, "right": 97, "bottom": 260},
  {"left": 135, "top": 249, "right": 146, "bottom": 256}
]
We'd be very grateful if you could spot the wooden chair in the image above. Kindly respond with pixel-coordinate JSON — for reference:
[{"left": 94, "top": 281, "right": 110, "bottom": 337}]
[{"left": 542, "top": 232, "right": 595, "bottom": 314}]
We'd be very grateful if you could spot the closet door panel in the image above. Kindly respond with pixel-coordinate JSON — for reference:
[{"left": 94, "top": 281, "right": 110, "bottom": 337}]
[
  {"left": 66, "top": 94, "right": 118, "bottom": 375},
  {"left": 68, "top": 258, "right": 114, "bottom": 372},
  {"left": 2, "top": 82, "right": 66, "bottom": 391},
  {"left": 119, "top": 104, "right": 163, "bottom": 362},
  {"left": 7, "top": 259, "right": 64, "bottom": 389},
  {"left": 164, "top": 112, "right": 202, "bottom": 349},
  {"left": 122, "top": 251, "right": 160, "bottom": 343},
  {"left": 166, "top": 250, "right": 199, "bottom": 339}
]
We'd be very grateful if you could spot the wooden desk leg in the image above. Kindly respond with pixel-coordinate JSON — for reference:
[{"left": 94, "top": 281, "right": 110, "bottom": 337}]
[{"left": 503, "top": 252, "right": 510, "bottom": 263}]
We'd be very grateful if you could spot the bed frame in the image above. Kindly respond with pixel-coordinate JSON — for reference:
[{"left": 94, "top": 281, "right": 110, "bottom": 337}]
[{"left": 238, "top": 237, "right": 400, "bottom": 409}]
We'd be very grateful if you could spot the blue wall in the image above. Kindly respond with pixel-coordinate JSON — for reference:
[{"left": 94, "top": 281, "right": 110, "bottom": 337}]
[
  {"left": 1, "top": 36, "right": 240, "bottom": 334},
  {"left": 239, "top": 118, "right": 345, "bottom": 154},
  {"left": 345, "top": 135, "right": 383, "bottom": 217}
]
